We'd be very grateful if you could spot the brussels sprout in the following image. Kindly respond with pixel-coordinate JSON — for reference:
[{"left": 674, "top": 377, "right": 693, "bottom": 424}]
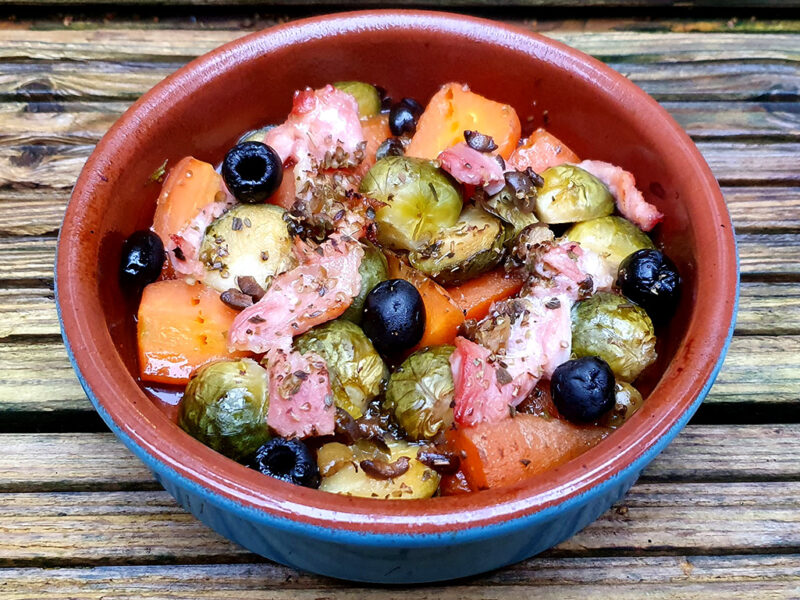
[
  {"left": 599, "top": 382, "right": 645, "bottom": 428},
  {"left": 294, "top": 320, "right": 388, "bottom": 419},
  {"left": 481, "top": 185, "right": 539, "bottom": 244},
  {"left": 333, "top": 81, "right": 382, "bottom": 118},
  {"left": 565, "top": 216, "right": 655, "bottom": 273},
  {"left": 199, "top": 204, "right": 295, "bottom": 293},
  {"left": 359, "top": 156, "right": 463, "bottom": 251},
  {"left": 571, "top": 292, "right": 657, "bottom": 382},
  {"left": 408, "top": 205, "right": 506, "bottom": 285},
  {"left": 317, "top": 438, "right": 440, "bottom": 499},
  {"left": 384, "top": 345, "right": 455, "bottom": 441},
  {"left": 238, "top": 125, "right": 275, "bottom": 144},
  {"left": 341, "top": 242, "right": 389, "bottom": 324},
  {"left": 535, "top": 165, "right": 614, "bottom": 224},
  {"left": 178, "top": 359, "right": 270, "bottom": 461}
]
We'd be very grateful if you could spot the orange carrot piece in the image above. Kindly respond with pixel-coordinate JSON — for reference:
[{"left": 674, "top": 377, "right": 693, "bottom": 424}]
[
  {"left": 386, "top": 253, "right": 465, "bottom": 349},
  {"left": 507, "top": 128, "right": 580, "bottom": 174},
  {"left": 406, "top": 83, "right": 521, "bottom": 161},
  {"left": 446, "top": 269, "right": 525, "bottom": 321},
  {"left": 353, "top": 113, "right": 391, "bottom": 178},
  {"left": 446, "top": 415, "right": 608, "bottom": 490},
  {"left": 438, "top": 468, "right": 473, "bottom": 496},
  {"left": 137, "top": 279, "right": 249, "bottom": 385},
  {"left": 151, "top": 157, "right": 226, "bottom": 248}
]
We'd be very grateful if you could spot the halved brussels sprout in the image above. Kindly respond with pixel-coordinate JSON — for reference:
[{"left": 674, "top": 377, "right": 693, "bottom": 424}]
[
  {"left": 333, "top": 81, "right": 382, "bottom": 118},
  {"left": 571, "top": 292, "right": 657, "bottom": 382},
  {"left": 199, "top": 204, "right": 295, "bottom": 292},
  {"left": 294, "top": 320, "right": 388, "bottom": 419},
  {"left": 535, "top": 165, "right": 614, "bottom": 224},
  {"left": 178, "top": 359, "right": 270, "bottom": 461},
  {"left": 384, "top": 345, "right": 455, "bottom": 441},
  {"left": 317, "top": 438, "right": 440, "bottom": 499},
  {"left": 341, "top": 241, "right": 389, "bottom": 324},
  {"left": 359, "top": 156, "right": 463, "bottom": 251},
  {"left": 599, "top": 382, "right": 645, "bottom": 428},
  {"left": 408, "top": 205, "right": 506, "bottom": 285},
  {"left": 565, "top": 216, "right": 655, "bottom": 273},
  {"left": 238, "top": 125, "right": 275, "bottom": 144},
  {"left": 481, "top": 185, "right": 539, "bottom": 245}
]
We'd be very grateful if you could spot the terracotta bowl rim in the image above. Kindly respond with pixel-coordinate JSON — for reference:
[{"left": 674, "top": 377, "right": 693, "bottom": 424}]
[{"left": 56, "top": 9, "right": 739, "bottom": 539}]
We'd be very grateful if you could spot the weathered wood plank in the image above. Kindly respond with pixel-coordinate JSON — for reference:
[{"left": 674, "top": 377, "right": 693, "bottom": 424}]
[
  {"left": 0, "top": 482, "right": 797, "bottom": 567},
  {"left": 1, "top": 555, "right": 799, "bottom": 599},
  {"left": 0, "top": 335, "right": 794, "bottom": 414},
  {"left": 1, "top": 281, "right": 795, "bottom": 339},
  {"left": 1, "top": 424, "right": 797, "bottom": 493}
]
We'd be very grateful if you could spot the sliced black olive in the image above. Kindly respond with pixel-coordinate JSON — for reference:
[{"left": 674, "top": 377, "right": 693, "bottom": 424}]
[
  {"left": 375, "top": 137, "right": 405, "bottom": 161},
  {"left": 249, "top": 437, "right": 320, "bottom": 488},
  {"left": 361, "top": 279, "right": 425, "bottom": 356},
  {"left": 464, "top": 130, "right": 498, "bottom": 153},
  {"left": 119, "top": 230, "right": 164, "bottom": 291},
  {"left": 550, "top": 357, "right": 616, "bottom": 423},
  {"left": 617, "top": 249, "right": 681, "bottom": 322},
  {"left": 222, "top": 141, "right": 283, "bottom": 204}
]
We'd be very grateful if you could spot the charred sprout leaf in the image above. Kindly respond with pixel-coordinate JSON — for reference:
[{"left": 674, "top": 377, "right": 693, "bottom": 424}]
[
  {"left": 317, "top": 438, "right": 440, "bottom": 499},
  {"left": 359, "top": 156, "right": 462, "bottom": 251},
  {"left": 480, "top": 185, "right": 539, "bottom": 245},
  {"left": 571, "top": 292, "right": 657, "bottom": 382},
  {"left": 535, "top": 165, "right": 614, "bottom": 224},
  {"left": 565, "top": 216, "right": 655, "bottom": 273},
  {"left": 599, "top": 382, "right": 645, "bottom": 428},
  {"left": 294, "top": 320, "right": 388, "bottom": 419},
  {"left": 384, "top": 345, "right": 455, "bottom": 441},
  {"left": 341, "top": 241, "right": 389, "bottom": 324},
  {"left": 333, "top": 81, "right": 382, "bottom": 118},
  {"left": 199, "top": 204, "right": 295, "bottom": 293},
  {"left": 408, "top": 205, "right": 505, "bottom": 285},
  {"left": 178, "top": 359, "right": 270, "bottom": 461}
]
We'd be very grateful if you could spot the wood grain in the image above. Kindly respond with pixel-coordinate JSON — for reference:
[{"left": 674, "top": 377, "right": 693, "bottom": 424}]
[{"left": 1, "top": 555, "right": 799, "bottom": 599}]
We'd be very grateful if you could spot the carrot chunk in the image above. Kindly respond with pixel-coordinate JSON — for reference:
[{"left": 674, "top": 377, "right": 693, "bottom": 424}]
[
  {"left": 446, "top": 269, "right": 525, "bottom": 321},
  {"left": 353, "top": 113, "right": 391, "bottom": 178},
  {"left": 406, "top": 83, "right": 521, "bottom": 161},
  {"left": 386, "top": 253, "right": 465, "bottom": 349},
  {"left": 446, "top": 414, "right": 607, "bottom": 490},
  {"left": 137, "top": 279, "right": 249, "bottom": 385},
  {"left": 507, "top": 128, "right": 580, "bottom": 173}
]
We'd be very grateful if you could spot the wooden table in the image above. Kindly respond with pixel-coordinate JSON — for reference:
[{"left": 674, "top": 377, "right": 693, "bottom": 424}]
[{"left": 0, "top": 4, "right": 798, "bottom": 598}]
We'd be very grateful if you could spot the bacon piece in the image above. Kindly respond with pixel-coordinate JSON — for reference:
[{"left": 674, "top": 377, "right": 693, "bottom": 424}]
[
  {"left": 267, "top": 349, "right": 335, "bottom": 438},
  {"left": 168, "top": 198, "right": 234, "bottom": 279},
  {"left": 577, "top": 160, "right": 663, "bottom": 232},
  {"left": 437, "top": 142, "right": 505, "bottom": 194}
]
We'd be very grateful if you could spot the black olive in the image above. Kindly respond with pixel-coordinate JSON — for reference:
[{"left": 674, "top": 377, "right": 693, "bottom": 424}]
[
  {"left": 119, "top": 230, "right": 164, "bottom": 290},
  {"left": 550, "top": 357, "right": 615, "bottom": 423},
  {"left": 617, "top": 249, "right": 681, "bottom": 322},
  {"left": 361, "top": 279, "right": 425, "bottom": 356},
  {"left": 389, "top": 98, "right": 423, "bottom": 136},
  {"left": 375, "top": 137, "right": 405, "bottom": 161},
  {"left": 249, "top": 437, "right": 320, "bottom": 488},
  {"left": 222, "top": 141, "right": 283, "bottom": 204},
  {"left": 464, "top": 130, "right": 498, "bottom": 153}
]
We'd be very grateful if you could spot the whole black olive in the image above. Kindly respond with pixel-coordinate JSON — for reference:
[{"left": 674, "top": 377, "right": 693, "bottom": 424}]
[
  {"left": 551, "top": 357, "right": 615, "bottom": 423},
  {"left": 250, "top": 437, "right": 320, "bottom": 488},
  {"left": 389, "top": 98, "right": 423, "bottom": 137},
  {"left": 617, "top": 249, "right": 681, "bottom": 322},
  {"left": 119, "top": 230, "right": 164, "bottom": 290},
  {"left": 361, "top": 279, "right": 426, "bottom": 356},
  {"left": 222, "top": 141, "right": 283, "bottom": 204}
]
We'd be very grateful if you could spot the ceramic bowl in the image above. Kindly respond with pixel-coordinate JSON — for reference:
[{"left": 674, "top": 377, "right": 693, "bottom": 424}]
[{"left": 56, "top": 10, "right": 738, "bottom": 583}]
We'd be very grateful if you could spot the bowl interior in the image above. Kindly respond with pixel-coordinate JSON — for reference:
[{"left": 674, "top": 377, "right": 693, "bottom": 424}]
[{"left": 59, "top": 11, "right": 737, "bottom": 533}]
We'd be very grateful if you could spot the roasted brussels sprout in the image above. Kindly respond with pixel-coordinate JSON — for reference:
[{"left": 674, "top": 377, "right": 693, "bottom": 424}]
[
  {"left": 317, "top": 438, "right": 440, "bottom": 499},
  {"left": 384, "top": 345, "right": 455, "bottom": 441},
  {"left": 178, "top": 359, "right": 270, "bottom": 461},
  {"left": 294, "top": 320, "right": 388, "bottom": 419},
  {"left": 571, "top": 292, "right": 657, "bottom": 382},
  {"left": 199, "top": 204, "right": 295, "bottom": 293},
  {"left": 565, "top": 216, "right": 655, "bottom": 272},
  {"left": 599, "top": 382, "right": 645, "bottom": 428},
  {"left": 359, "top": 156, "right": 463, "bottom": 251},
  {"left": 238, "top": 125, "right": 275, "bottom": 144},
  {"left": 409, "top": 205, "right": 506, "bottom": 285},
  {"left": 480, "top": 185, "right": 539, "bottom": 245},
  {"left": 341, "top": 242, "right": 389, "bottom": 324},
  {"left": 535, "top": 165, "right": 614, "bottom": 224},
  {"left": 333, "top": 81, "right": 381, "bottom": 118}
]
